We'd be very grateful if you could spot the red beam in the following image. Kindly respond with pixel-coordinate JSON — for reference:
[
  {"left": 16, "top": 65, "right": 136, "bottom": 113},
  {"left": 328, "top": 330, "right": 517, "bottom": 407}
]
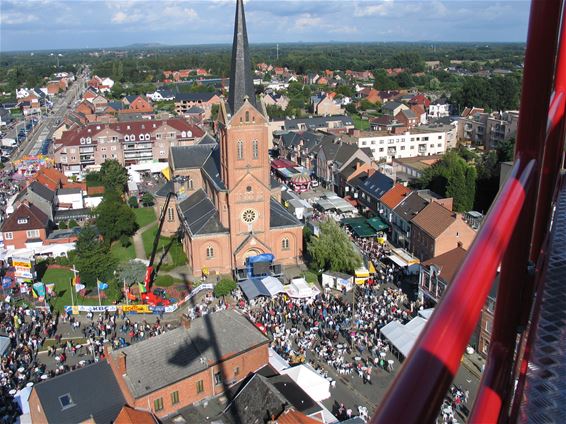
[{"left": 371, "top": 158, "right": 535, "bottom": 424}]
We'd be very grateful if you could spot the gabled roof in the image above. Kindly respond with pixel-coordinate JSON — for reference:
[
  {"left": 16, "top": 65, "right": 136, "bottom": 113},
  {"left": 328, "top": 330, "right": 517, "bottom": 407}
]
[
  {"left": 280, "top": 131, "right": 321, "bottom": 150},
  {"left": 393, "top": 191, "right": 429, "bottom": 223},
  {"left": 198, "top": 133, "right": 218, "bottom": 145},
  {"left": 380, "top": 183, "right": 412, "bottom": 209},
  {"left": 112, "top": 309, "right": 268, "bottom": 398},
  {"left": 114, "top": 405, "right": 157, "bottom": 424},
  {"left": 27, "top": 181, "right": 56, "bottom": 203},
  {"left": 174, "top": 92, "right": 217, "bottom": 102},
  {"left": 422, "top": 246, "right": 468, "bottom": 285},
  {"left": 201, "top": 147, "right": 226, "bottom": 190},
  {"left": 398, "top": 108, "right": 417, "bottom": 119},
  {"left": 358, "top": 171, "right": 394, "bottom": 199},
  {"left": 1, "top": 203, "right": 49, "bottom": 233},
  {"left": 284, "top": 115, "right": 353, "bottom": 131},
  {"left": 410, "top": 201, "right": 457, "bottom": 239},
  {"left": 270, "top": 198, "right": 302, "bottom": 228},
  {"left": 170, "top": 144, "right": 215, "bottom": 170},
  {"left": 382, "top": 101, "right": 404, "bottom": 111},
  {"left": 32, "top": 361, "right": 125, "bottom": 424},
  {"left": 178, "top": 189, "right": 228, "bottom": 236}
]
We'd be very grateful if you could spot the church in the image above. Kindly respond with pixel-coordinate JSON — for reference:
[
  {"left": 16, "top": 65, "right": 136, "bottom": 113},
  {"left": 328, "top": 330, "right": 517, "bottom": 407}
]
[{"left": 155, "top": 0, "right": 303, "bottom": 277}]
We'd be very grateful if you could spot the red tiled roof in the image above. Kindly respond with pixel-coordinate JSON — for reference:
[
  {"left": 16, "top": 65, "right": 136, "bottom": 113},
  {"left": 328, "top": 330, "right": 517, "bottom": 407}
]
[
  {"left": 411, "top": 201, "right": 457, "bottom": 239},
  {"left": 1, "top": 203, "right": 49, "bottom": 233},
  {"left": 114, "top": 405, "right": 156, "bottom": 424},
  {"left": 380, "top": 184, "right": 412, "bottom": 209},
  {"left": 276, "top": 409, "right": 322, "bottom": 424},
  {"left": 58, "top": 118, "right": 205, "bottom": 147},
  {"left": 33, "top": 167, "right": 69, "bottom": 191},
  {"left": 422, "top": 246, "right": 468, "bottom": 285}
]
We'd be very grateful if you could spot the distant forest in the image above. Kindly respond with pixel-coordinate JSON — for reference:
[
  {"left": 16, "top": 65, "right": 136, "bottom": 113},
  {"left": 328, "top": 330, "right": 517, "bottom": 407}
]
[{"left": 0, "top": 42, "right": 525, "bottom": 92}]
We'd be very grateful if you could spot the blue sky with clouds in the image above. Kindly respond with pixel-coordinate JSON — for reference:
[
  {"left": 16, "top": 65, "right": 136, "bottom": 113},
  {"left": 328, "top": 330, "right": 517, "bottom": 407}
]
[{"left": 1, "top": 0, "right": 531, "bottom": 52}]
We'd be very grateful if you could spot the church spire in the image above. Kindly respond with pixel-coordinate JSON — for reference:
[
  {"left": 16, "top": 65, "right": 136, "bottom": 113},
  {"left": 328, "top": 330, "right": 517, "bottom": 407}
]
[{"left": 228, "top": 0, "right": 257, "bottom": 114}]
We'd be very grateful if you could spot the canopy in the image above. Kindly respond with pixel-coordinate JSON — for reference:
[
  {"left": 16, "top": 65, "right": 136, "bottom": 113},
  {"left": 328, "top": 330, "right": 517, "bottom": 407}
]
[
  {"left": 238, "top": 276, "right": 283, "bottom": 300},
  {"left": 367, "top": 216, "right": 389, "bottom": 232},
  {"left": 341, "top": 217, "right": 377, "bottom": 238},
  {"left": 380, "top": 316, "right": 429, "bottom": 358},
  {"left": 0, "top": 336, "right": 11, "bottom": 356},
  {"left": 317, "top": 196, "right": 357, "bottom": 213},
  {"left": 268, "top": 347, "right": 290, "bottom": 373},
  {"left": 284, "top": 278, "right": 320, "bottom": 299},
  {"left": 418, "top": 308, "right": 435, "bottom": 320},
  {"left": 281, "top": 364, "right": 331, "bottom": 402},
  {"left": 388, "top": 254, "right": 409, "bottom": 267}
]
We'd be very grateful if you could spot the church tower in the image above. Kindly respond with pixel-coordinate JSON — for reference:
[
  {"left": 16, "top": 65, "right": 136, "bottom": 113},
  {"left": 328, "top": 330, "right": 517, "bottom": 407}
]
[{"left": 219, "top": 0, "right": 272, "bottom": 265}]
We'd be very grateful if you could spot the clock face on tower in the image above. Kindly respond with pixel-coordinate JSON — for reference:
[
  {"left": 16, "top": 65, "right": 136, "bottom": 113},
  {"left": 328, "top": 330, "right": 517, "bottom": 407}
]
[{"left": 241, "top": 208, "right": 258, "bottom": 224}]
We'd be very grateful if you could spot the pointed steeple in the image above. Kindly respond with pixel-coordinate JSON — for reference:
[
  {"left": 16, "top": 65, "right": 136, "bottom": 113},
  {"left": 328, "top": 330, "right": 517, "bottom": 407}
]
[{"left": 228, "top": 0, "right": 257, "bottom": 114}]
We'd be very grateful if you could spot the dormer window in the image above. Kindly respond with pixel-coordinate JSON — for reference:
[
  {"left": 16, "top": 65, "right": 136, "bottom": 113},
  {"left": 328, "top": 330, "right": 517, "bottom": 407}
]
[
  {"left": 17, "top": 218, "right": 29, "bottom": 224},
  {"left": 58, "top": 393, "right": 75, "bottom": 411}
]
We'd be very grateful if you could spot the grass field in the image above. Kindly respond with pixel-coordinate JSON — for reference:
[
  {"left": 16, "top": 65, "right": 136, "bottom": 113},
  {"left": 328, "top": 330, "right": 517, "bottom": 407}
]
[
  {"left": 142, "top": 225, "right": 187, "bottom": 268},
  {"left": 110, "top": 238, "right": 136, "bottom": 262},
  {"left": 154, "top": 275, "right": 183, "bottom": 287},
  {"left": 133, "top": 207, "right": 156, "bottom": 228},
  {"left": 352, "top": 114, "right": 370, "bottom": 131}
]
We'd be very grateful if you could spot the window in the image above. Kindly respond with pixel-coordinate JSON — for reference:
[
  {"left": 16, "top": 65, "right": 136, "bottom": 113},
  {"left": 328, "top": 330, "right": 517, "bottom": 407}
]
[
  {"left": 154, "top": 398, "right": 164, "bottom": 411},
  {"left": 245, "top": 111, "right": 250, "bottom": 122},
  {"left": 206, "top": 246, "right": 214, "bottom": 259},
  {"left": 188, "top": 178, "right": 194, "bottom": 190},
  {"left": 252, "top": 140, "right": 259, "bottom": 159},
  {"left": 281, "top": 238, "right": 290, "bottom": 250},
  {"left": 237, "top": 141, "right": 243, "bottom": 160},
  {"left": 438, "top": 135, "right": 442, "bottom": 139},
  {"left": 196, "top": 380, "right": 204, "bottom": 393},
  {"left": 111, "top": 146, "right": 117, "bottom": 151},
  {"left": 26, "top": 230, "right": 40, "bottom": 239},
  {"left": 234, "top": 367, "right": 240, "bottom": 376},
  {"left": 156, "top": 133, "right": 162, "bottom": 140},
  {"left": 167, "top": 207, "right": 174, "bottom": 222},
  {"left": 171, "top": 391, "right": 180, "bottom": 405},
  {"left": 214, "top": 371, "right": 222, "bottom": 385},
  {"left": 58, "top": 394, "right": 74, "bottom": 410},
  {"left": 17, "top": 218, "right": 28, "bottom": 224}
]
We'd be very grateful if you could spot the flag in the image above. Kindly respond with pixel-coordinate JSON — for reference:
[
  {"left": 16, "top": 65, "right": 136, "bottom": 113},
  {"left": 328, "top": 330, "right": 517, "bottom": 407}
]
[
  {"left": 45, "top": 283, "right": 55, "bottom": 295},
  {"left": 97, "top": 281, "right": 109, "bottom": 291},
  {"left": 33, "top": 282, "right": 46, "bottom": 298},
  {"left": 75, "top": 283, "right": 85, "bottom": 293},
  {"left": 2, "top": 277, "right": 12, "bottom": 289},
  {"left": 72, "top": 275, "right": 80, "bottom": 286},
  {"left": 138, "top": 282, "right": 147, "bottom": 294}
]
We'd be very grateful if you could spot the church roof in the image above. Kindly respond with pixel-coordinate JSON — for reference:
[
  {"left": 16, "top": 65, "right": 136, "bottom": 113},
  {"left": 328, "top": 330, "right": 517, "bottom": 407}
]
[
  {"left": 178, "top": 189, "right": 228, "bottom": 236},
  {"left": 228, "top": 0, "right": 257, "bottom": 114},
  {"left": 170, "top": 145, "right": 216, "bottom": 170},
  {"left": 202, "top": 147, "right": 226, "bottom": 191},
  {"left": 270, "top": 198, "right": 302, "bottom": 229},
  {"left": 154, "top": 180, "right": 174, "bottom": 198}
]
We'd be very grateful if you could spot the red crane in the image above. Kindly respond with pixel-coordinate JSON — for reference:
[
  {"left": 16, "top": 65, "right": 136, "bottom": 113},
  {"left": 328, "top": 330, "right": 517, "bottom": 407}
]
[{"left": 141, "top": 191, "right": 176, "bottom": 307}]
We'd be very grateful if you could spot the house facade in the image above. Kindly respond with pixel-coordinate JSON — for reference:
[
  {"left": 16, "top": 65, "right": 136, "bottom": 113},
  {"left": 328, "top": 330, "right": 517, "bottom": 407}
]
[{"left": 1, "top": 203, "right": 50, "bottom": 250}]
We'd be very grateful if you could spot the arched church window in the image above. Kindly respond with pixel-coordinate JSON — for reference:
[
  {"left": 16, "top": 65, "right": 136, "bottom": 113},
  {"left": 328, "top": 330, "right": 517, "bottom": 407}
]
[
  {"left": 252, "top": 140, "right": 259, "bottom": 159},
  {"left": 188, "top": 178, "right": 194, "bottom": 190},
  {"left": 237, "top": 141, "right": 244, "bottom": 160},
  {"left": 282, "top": 238, "right": 290, "bottom": 250},
  {"left": 206, "top": 246, "right": 215, "bottom": 259},
  {"left": 245, "top": 111, "right": 250, "bottom": 122}
]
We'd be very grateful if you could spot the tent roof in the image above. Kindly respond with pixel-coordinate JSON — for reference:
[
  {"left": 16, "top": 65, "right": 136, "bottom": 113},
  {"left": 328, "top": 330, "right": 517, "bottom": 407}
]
[
  {"left": 280, "top": 364, "right": 331, "bottom": 402},
  {"left": 238, "top": 276, "right": 283, "bottom": 299},
  {"left": 380, "top": 316, "right": 429, "bottom": 358},
  {"left": 261, "top": 276, "right": 284, "bottom": 296},
  {"left": 367, "top": 216, "right": 389, "bottom": 232}
]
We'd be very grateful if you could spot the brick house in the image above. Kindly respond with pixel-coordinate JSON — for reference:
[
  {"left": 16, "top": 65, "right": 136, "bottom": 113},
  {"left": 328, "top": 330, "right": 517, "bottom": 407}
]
[
  {"left": 46, "top": 81, "right": 61, "bottom": 95},
  {"left": 106, "top": 310, "right": 269, "bottom": 419},
  {"left": 410, "top": 201, "right": 476, "bottom": 261},
  {"left": 174, "top": 92, "right": 222, "bottom": 119},
  {"left": 76, "top": 100, "right": 95, "bottom": 116},
  {"left": 378, "top": 183, "right": 412, "bottom": 225},
  {"left": 395, "top": 109, "right": 418, "bottom": 128},
  {"left": 1, "top": 203, "right": 51, "bottom": 250},
  {"left": 121, "top": 95, "right": 153, "bottom": 113}
]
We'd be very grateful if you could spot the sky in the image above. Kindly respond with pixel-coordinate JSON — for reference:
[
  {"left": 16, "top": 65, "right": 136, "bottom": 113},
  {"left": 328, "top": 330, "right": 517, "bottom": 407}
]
[{"left": 0, "top": 0, "right": 531, "bottom": 52}]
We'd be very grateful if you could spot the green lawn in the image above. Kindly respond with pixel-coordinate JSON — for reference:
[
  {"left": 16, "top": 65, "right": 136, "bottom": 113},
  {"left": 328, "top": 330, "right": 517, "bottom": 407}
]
[
  {"left": 133, "top": 207, "right": 156, "bottom": 228},
  {"left": 154, "top": 275, "right": 183, "bottom": 287},
  {"left": 110, "top": 239, "right": 136, "bottom": 262},
  {"left": 42, "top": 267, "right": 119, "bottom": 312},
  {"left": 352, "top": 114, "right": 370, "bottom": 131},
  {"left": 142, "top": 225, "right": 187, "bottom": 268}
]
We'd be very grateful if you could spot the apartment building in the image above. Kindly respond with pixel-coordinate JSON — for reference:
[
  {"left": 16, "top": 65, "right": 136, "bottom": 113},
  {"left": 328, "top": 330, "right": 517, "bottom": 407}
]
[
  {"left": 344, "top": 128, "right": 447, "bottom": 163},
  {"left": 458, "top": 110, "right": 519, "bottom": 149},
  {"left": 53, "top": 118, "right": 205, "bottom": 175}
]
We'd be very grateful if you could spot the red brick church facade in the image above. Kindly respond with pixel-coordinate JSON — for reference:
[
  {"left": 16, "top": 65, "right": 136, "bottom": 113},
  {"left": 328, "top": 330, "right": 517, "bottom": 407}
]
[{"left": 155, "top": 0, "right": 303, "bottom": 277}]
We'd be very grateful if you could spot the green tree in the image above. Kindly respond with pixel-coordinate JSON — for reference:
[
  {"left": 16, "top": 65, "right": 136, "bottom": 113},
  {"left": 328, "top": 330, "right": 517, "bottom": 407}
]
[
  {"left": 96, "top": 191, "right": 138, "bottom": 243},
  {"left": 128, "top": 196, "right": 139, "bottom": 208},
  {"left": 75, "top": 225, "right": 117, "bottom": 287},
  {"left": 213, "top": 278, "right": 237, "bottom": 298},
  {"left": 58, "top": 221, "right": 68, "bottom": 230},
  {"left": 418, "top": 151, "right": 477, "bottom": 212},
  {"left": 395, "top": 72, "right": 414, "bottom": 89},
  {"left": 68, "top": 219, "right": 79, "bottom": 229},
  {"left": 116, "top": 260, "right": 147, "bottom": 285},
  {"left": 100, "top": 159, "right": 128, "bottom": 193},
  {"left": 307, "top": 219, "right": 362, "bottom": 273},
  {"left": 141, "top": 193, "right": 155, "bottom": 207},
  {"left": 373, "top": 69, "right": 398, "bottom": 90}
]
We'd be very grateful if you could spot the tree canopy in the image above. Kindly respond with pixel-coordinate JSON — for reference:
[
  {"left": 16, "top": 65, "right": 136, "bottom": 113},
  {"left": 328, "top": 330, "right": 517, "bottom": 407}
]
[
  {"left": 214, "top": 278, "right": 237, "bottom": 298},
  {"left": 451, "top": 75, "right": 521, "bottom": 112},
  {"left": 74, "top": 226, "right": 117, "bottom": 287},
  {"left": 418, "top": 151, "right": 477, "bottom": 212},
  {"left": 96, "top": 191, "right": 138, "bottom": 243},
  {"left": 100, "top": 160, "right": 129, "bottom": 194},
  {"left": 116, "top": 260, "right": 147, "bottom": 285},
  {"left": 307, "top": 219, "right": 362, "bottom": 273}
]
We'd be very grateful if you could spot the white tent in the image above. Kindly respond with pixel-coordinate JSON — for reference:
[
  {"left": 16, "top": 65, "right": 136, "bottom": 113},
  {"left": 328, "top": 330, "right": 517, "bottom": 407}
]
[
  {"left": 418, "top": 308, "right": 435, "bottom": 320},
  {"left": 284, "top": 278, "right": 320, "bottom": 299},
  {"left": 380, "top": 316, "right": 429, "bottom": 358},
  {"left": 280, "top": 364, "right": 331, "bottom": 402},
  {"left": 268, "top": 347, "right": 290, "bottom": 373},
  {"left": 261, "top": 276, "right": 285, "bottom": 296}
]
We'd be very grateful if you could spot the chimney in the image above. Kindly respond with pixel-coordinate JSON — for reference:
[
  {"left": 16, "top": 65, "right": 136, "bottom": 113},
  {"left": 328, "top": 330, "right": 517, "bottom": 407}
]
[
  {"left": 180, "top": 313, "right": 191, "bottom": 330},
  {"left": 118, "top": 352, "right": 127, "bottom": 375},
  {"left": 457, "top": 241, "right": 463, "bottom": 248}
]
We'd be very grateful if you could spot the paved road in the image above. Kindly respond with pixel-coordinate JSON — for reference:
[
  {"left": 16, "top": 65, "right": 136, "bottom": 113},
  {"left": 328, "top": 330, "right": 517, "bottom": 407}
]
[{"left": 13, "top": 73, "right": 86, "bottom": 160}]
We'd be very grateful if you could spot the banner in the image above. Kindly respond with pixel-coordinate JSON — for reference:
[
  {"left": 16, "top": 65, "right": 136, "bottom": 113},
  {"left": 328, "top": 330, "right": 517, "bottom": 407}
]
[
  {"left": 75, "top": 283, "right": 86, "bottom": 292},
  {"left": 138, "top": 282, "right": 147, "bottom": 294},
  {"left": 32, "top": 282, "right": 46, "bottom": 298},
  {"left": 2, "top": 277, "right": 13, "bottom": 289},
  {"left": 45, "top": 283, "right": 55, "bottom": 295},
  {"left": 97, "top": 281, "right": 109, "bottom": 291},
  {"left": 121, "top": 304, "right": 151, "bottom": 314}
]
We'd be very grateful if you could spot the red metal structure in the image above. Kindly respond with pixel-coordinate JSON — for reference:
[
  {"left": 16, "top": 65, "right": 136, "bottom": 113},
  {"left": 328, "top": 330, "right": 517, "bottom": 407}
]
[
  {"left": 141, "top": 191, "right": 176, "bottom": 307},
  {"left": 371, "top": 1, "right": 566, "bottom": 422}
]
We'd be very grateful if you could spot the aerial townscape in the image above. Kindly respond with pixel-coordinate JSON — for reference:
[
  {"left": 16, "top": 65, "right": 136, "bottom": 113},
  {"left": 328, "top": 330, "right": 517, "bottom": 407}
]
[{"left": 2, "top": 0, "right": 557, "bottom": 423}]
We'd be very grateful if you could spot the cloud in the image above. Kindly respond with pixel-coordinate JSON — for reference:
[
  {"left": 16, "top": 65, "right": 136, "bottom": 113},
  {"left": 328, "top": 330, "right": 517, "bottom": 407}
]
[
  {"left": 0, "top": 12, "right": 39, "bottom": 25},
  {"left": 354, "top": 0, "right": 395, "bottom": 17}
]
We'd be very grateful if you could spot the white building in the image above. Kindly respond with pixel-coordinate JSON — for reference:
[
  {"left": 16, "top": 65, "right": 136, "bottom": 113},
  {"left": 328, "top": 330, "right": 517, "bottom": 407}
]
[
  {"left": 344, "top": 129, "right": 447, "bottom": 163},
  {"left": 428, "top": 99, "right": 451, "bottom": 118},
  {"left": 56, "top": 188, "right": 84, "bottom": 210}
]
